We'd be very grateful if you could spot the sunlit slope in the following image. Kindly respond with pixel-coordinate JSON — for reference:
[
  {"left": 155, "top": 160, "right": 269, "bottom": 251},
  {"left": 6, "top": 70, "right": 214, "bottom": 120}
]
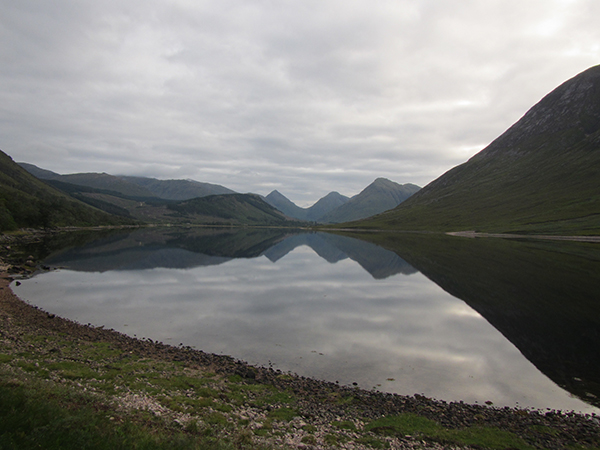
[{"left": 347, "top": 65, "right": 600, "bottom": 235}]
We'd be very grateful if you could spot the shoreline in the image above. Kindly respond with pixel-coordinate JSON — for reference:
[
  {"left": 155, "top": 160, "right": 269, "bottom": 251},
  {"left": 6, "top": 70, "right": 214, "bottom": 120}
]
[
  {"left": 445, "top": 231, "right": 600, "bottom": 242},
  {"left": 2, "top": 230, "right": 600, "bottom": 449}
]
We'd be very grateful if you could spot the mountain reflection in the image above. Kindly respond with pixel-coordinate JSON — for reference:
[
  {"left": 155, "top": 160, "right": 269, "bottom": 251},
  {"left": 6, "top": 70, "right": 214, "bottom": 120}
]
[
  {"left": 336, "top": 231, "right": 600, "bottom": 409},
  {"left": 40, "top": 227, "right": 416, "bottom": 279},
  {"left": 19, "top": 227, "right": 600, "bottom": 412}
]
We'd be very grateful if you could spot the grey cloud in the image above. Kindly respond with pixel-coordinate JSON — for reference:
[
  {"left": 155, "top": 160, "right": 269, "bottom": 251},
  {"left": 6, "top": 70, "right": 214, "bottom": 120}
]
[{"left": 1, "top": 0, "right": 599, "bottom": 204}]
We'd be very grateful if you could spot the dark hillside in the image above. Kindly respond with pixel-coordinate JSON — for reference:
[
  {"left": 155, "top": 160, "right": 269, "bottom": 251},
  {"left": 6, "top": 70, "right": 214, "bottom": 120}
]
[
  {"left": 167, "top": 193, "right": 304, "bottom": 226},
  {"left": 349, "top": 65, "right": 600, "bottom": 234},
  {"left": 0, "top": 151, "right": 133, "bottom": 231},
  {"left": 118, "top": 176, "right": 235, "bottom": 200}
]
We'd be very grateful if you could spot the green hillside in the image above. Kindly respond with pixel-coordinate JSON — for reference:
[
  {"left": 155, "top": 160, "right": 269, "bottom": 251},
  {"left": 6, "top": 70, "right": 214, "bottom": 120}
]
[
  {"left": 0, "top": 151, "right": 134, "bottom": 231},
  {"left": 346, "top": 65, "right": 600, "bottom": 235},
  {"left": 167, "top": 193, "right": 304, "bottom": 226}
]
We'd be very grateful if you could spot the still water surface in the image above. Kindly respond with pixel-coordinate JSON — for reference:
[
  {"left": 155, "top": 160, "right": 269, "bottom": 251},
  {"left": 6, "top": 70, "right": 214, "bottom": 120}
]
[{"left": 14, "top": 228, "right": 600, "bottom": 414}]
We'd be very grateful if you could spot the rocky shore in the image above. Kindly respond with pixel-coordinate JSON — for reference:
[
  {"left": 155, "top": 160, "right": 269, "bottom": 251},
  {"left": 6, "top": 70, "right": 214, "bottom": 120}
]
[{"left": 1, "top": 229, "right": 600, "bottom": 449}]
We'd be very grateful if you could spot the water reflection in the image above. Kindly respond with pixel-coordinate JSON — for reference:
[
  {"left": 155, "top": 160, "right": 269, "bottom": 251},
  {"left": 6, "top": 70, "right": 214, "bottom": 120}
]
[
  {"left": 40, "top": 228, "right": 416, "bottom": 279},
  {"left": 14, "top": 228, "right": 600, "bottom": 414}
]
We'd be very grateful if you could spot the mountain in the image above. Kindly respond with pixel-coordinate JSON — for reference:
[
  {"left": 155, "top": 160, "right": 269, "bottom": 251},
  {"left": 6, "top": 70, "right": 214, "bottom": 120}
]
[
  {"left": 264, "top": 190, "right": 350, "bottom": 222},
  {"left": 17, "top": 162, "right": 62, "bottom": 181},
  {"left": 306, "top": 192, "right": 350, "bottom": 221},
  {"left": 17, "top": 162, "right": 304, "bottom": 226},
  {"left": 0, "top": 151, "right": 133, "bottom": 231},
  {"left": 166, "top": 193, "right": 303, "bottom": 226},
  {"left": 117, "top": 176, "right": 235, "bottom": 200},
  {"left": 348, "top": 65, "right": 600, "bottom": 235},
  {"left": 319, "top": 178, "right": 421, "bottom": 223},
  {"left": 265, "top": 190, "right": 310, "bottom": 220},
  {"left": 18, "top": 165, "right": 158, "bottom": 198},
  {"left": 264, "top": 179, "right": 419, "bottom": 224},
  {"left": 18, "top": 164, "right": 236, "bottom": 201}
]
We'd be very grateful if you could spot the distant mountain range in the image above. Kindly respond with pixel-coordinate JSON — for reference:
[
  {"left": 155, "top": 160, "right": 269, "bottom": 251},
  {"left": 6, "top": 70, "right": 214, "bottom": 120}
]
[
  {"left": 349, "top": 65, "right": 600, "bottom": 235},
  {"left": 0, "top": 159, "right": 296, "bottom": 229},
  {"left": 264, "top": 190, "right": 350, "bottom": 222},
  {"left": 18, "top": 164, "right": 235, "bottom": 200},
  {"left": 16, "top": 162, "right": 419, "bottom": 226},
  {"left": 264, "top": 178, "right": 420, "bottom": 223},
  {"left": 319, "top": 178, "right": 420, "bottom": 223}
]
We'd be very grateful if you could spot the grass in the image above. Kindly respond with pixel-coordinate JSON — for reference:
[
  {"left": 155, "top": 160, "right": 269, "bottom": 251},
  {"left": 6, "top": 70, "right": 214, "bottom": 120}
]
[
  {"left": 0, "top": 333, "right": 287, "bottom": 449},
  {"left": 365, "top": 413, "right": 537, "bottom": 450},
  {"left": 0, "top": 377, "right": 227, "bottom": 450},
  {"left": 2, "top": 329, "right": 600, "bottom": 449}
]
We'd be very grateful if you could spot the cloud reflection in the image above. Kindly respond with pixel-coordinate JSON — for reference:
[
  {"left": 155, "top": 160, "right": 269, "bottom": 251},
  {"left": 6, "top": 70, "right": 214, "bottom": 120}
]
[{"left": 15, "top": 243, "right": 598, "bottom": 415}]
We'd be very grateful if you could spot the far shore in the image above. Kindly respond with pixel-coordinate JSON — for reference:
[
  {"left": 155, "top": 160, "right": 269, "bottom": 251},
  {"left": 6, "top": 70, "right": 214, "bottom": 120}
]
[{"left": 445, "top": 231, "right": 600, "bottom": 242}]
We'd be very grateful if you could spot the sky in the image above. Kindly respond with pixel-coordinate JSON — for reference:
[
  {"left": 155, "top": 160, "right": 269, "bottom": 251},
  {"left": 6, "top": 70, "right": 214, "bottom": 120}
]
[{"left": 1, "top": 1, "right": 599, "bottom": 206}]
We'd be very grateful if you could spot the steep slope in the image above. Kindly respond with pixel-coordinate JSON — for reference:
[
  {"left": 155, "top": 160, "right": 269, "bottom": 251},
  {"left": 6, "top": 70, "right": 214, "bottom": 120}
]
[
  {"left": 118, "top": 176, "right": 235, "bottom": 200},
  {"left": 0, "top": 151, "right": 133, "bottom": 231},
  {"left": 320, "top": 178, "right": 420, "bottom": 223},
  {"left": 349, "top": 65, "right": 600, "bottom": 234}
]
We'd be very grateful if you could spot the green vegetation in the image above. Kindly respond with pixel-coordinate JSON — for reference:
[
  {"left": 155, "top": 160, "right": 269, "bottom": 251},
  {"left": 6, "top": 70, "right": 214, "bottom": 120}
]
[
  {"left": 0, "top": 151, "right": 136, "bottom": 231},
  {"left": 167, "top": 193, "right": 304, "bottom": 226},
  {"left": 0, "top": 337, "right": 287, "bottom": 449},
  {"left": 2, "top": 315, "right": 600, "bottom": 449},
  {"left": 365, "top": 414, "right": 536, "bottom": 450}
]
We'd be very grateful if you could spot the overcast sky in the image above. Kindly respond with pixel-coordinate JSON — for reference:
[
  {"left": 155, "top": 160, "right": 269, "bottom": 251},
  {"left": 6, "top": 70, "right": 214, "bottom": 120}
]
[{"left": 1, "top": 1, "right": 599, "bottom": 205}]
